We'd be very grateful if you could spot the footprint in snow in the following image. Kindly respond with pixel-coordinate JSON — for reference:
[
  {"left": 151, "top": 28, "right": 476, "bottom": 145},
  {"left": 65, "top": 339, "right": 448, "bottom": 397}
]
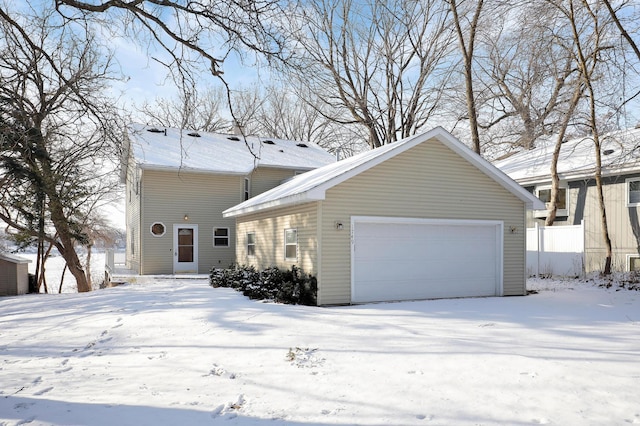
[
  {"left": 416, "top": 414, "right": 434, "bottom": 421},
  {"left": 626, "top": 414, "right": 640, "bottom": 424},
  {"left": 54, "top": 366, "right": 72, "bottom": 374},
  {"left": 206, "top": 364, "right": 236, "bottom": 379},
  {"left": 15, "top": 415, "right": 36, "bottom": 425},
  {"left": 13, "top": 402, "right": 35, "bottom": 412},
  {"left": 33, "top": 387, "right": 53, "bottom": 396}
]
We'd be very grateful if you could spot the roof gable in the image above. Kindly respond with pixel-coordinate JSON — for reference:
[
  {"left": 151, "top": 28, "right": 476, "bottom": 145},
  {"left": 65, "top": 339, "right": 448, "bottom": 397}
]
[
  {"left": 224, "top": 127, "right": 544, "bottom": 217},
  {"left": 494, "top": 128, "right": 640, "bottom": 184},
  {"left": 127, "top": 123, "right": 336, "bottom": 174}
]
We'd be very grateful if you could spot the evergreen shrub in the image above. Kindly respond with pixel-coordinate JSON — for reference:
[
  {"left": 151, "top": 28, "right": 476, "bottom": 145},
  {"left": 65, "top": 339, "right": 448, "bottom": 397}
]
[{"left": 209, "top": 264, "right": 317, "bottom": 306}]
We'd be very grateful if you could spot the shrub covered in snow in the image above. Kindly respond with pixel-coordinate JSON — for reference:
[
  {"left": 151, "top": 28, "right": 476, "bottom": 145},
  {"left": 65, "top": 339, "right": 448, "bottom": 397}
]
[{"left": 209, "top": 264, "right": 317, "bottom": 305}]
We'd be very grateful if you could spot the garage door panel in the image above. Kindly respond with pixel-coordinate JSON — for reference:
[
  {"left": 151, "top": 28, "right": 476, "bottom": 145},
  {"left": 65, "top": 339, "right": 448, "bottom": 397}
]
[{"left": 352, "top": 219, "right": 502, "bottom": 303}]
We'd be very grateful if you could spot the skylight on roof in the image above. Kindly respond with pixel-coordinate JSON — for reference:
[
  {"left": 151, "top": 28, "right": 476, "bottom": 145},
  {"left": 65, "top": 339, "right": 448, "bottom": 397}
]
[
  {"left": 147, "top": 127, "right": 164, "bottom": 133},
  {"left": 187, "top": 132, "right": 201, "bottom": 137},
  {"left": 227, "top": 136, "right": 240, "bottom": 141},
  {"left": 603, "top": 149, "right": 615, "bottom": 156},
  {"left": 296, "top": 143, "right": 309, "bottom": 148},
  {"left": 264, "top": 140, "right": 275, "bottom": 145}
]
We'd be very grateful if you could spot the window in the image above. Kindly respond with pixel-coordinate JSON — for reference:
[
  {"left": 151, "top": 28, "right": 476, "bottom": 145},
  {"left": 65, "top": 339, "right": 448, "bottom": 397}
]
[
  {"left": 247, "top": 232, "right": 256, "bottom": 257},
  {"left": 244, "top": 178, "right": 250, "bottom": 201},
  {"left": 534, "top": 185, "right": 568, "bottom": 217},
  {"left": 626, "top": 178, "right": 640, "bottom": 206},
  {"left": 213, "top": 228, "right": 229, "bottom": 247},
  {"left": 284, "top": 229, "right": 297, "bottom": 261},
  {"left": 628, "top": 255, "right": 640, "bottom": 271},
  {"left": 150, "top": 222, "right": 166, "bottom": 237}
]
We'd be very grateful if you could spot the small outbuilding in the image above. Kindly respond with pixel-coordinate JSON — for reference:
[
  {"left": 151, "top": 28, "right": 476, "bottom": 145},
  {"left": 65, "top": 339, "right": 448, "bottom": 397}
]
[
  {"left": 224, "top": 127, "right": 544, "bottom": 305},
  {"left": 0, "top": 253, "right": 31, "bottom": 296}
]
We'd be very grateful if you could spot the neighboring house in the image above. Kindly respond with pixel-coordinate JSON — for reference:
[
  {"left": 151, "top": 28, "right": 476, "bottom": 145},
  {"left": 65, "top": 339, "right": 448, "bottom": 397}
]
[
  {"left": 0, "top": 252, "right": 31, "bottom": 296},
  {"left": 495, "top": 128, "right": 640, "bottom": 273},
  {"left": 223, "top": 127, "right": 544, "bottom": 306},
  {"left": 122, "top": 124, "right": 336, "bottom": 275}
]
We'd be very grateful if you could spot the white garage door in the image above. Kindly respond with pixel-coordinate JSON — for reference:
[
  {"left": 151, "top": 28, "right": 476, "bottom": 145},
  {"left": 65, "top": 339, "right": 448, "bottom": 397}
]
[{"left": 351, "top": 217, "right": 503, "bottom": 303}]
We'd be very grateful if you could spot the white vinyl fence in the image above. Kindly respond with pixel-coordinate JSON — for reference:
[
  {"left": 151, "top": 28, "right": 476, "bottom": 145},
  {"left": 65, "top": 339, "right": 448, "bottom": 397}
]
[{"left": 526, "top": 221, "right": 584, "bottom": 277}]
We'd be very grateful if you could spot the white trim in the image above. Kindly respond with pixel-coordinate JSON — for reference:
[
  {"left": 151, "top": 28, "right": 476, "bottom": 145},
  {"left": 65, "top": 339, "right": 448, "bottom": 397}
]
[
  {"left": 223, "top": 127, "right": 545, "bottom": 218},
  {"left": 244, "top": 177, "right": 251, "bottom": 201},
  {"left": 533, "top": 184, "right": 569, "bottom": 218},
  {"left": 626, "top": 177, "right": 640, "bottom": 207},
  {"left": 350, "top": 216, "right": 504, "bottom": 303},
  {"left": 0, "top": 253, "right": 32, "bottom": 264},
  {"left": 139, "top": 163, "right": 250, "bottom": 176},
  {"left": 627, "top": 254, "right": 640, "bottom": 271},
  {"left": 246, "top": 231, "right": 256, "bottom": 257},
  {"left": 284, "top": 228, "right": 298, "bottom": 261},
  {"left": 213, "top": 227, "right": 230, "bottom": 247},
  {"left": 173, "top": 224, "right": 199, "bottom": 273},
  {"left": 150, "top": 222, "right": 166, "bottom": 237}
]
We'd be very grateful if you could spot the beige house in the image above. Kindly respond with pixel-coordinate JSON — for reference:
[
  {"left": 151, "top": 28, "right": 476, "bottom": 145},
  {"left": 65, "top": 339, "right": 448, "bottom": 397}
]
[
  {"left": 495, "top": 128, "right": 640, "bottom": 273},
  {"left": 0, "top": 253, "right": 31, "bottom": 296},
  {"left": 224, "top": 127, "right": 544, "bottom": 305},
  {"left": 122, "top": 124, "right": 335, "bottom": 275}
]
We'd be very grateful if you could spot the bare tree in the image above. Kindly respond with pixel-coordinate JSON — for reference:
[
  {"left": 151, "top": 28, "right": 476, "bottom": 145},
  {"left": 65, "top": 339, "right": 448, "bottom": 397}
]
[
  {"left": 477, "top": 2, "right": 581, "bottom": 153},
  {"left": 55, "top": 0, "right": 290, "bottom": 128},
  {"left": 544, "top": 0, "right": 617, "bottom": 273},
  {"left": 600, "top": 0, "right": 640, "bottom": 62},
  {"left": 0, "top": 5, "right": 125, "bottom": 292},
  {"left": 140, "top": 86, "right": 229, "bottom": 132},
  {"left": 283, "top": 0, "right": 455, "bottom": 149},
  {"left": 235, "top": 85, "right": 368, "bottom": 156},
  {"left": 447, "top": 0, "right": 485, "bottom": 154}
]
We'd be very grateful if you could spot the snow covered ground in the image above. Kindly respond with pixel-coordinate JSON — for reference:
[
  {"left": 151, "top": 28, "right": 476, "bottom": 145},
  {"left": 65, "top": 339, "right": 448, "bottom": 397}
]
[{"left": 1, "top": 275, "right": 639, "bottom": 425}]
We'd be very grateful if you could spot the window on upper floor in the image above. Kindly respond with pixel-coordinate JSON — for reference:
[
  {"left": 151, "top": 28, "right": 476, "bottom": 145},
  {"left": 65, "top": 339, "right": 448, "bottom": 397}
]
[
  {"left": 534, "top": 185, "right": 568, "bottom": 218},
  {"left": 626, "top": 178, "right": 640, "bottom": 207},
  {"left": 244, "top": 177, "right": 250, "bottom": 201}
]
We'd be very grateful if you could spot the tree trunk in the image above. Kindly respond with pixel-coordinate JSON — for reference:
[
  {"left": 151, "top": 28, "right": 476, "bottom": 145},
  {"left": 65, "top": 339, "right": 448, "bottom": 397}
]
[
  {"left": 545, "top": 84, "right": 583, "bottom": 226},
  {"left": 59, "top": 264, "right": 67, "bottom": 294},
  {"left": 86, "top": 244, "right": 93, "bottom": 289},
  {"left": 449, "top": 0, "right": 484, "bottom": 155},
  {"left": 465, "top": 66, "right": 481, "bottom": 154},
  {"left": 49, "top": 198, "right": 90, "bottom": 292}
]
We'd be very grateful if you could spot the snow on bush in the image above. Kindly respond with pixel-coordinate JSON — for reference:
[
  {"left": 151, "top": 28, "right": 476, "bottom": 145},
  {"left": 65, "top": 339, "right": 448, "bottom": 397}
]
[{"left": 209, "top": 264, "right": 317, "bottom": 305}]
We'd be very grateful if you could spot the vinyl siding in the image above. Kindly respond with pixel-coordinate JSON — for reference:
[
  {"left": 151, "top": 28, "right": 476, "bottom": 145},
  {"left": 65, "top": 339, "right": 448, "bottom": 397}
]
[
  {"left": 319, "top": 139, "right": 526, "bottom": 305},
  {"left": 140, "top": 170, "right": 244, "bottom": 274},
  {"left": 248, "top": 167, "right": 300, "bottom": 198},
  {"left": 0, "top": 260, "right": 29, "bottom": 296},
  {"left": 528, "top": 174, "right": 640, "bottom": 272},
  {"left": 234, "top": 203, "right": 318, "bottom": 274},
  {"left": 125, "top": 160, "right": 141, "bottom": 273},
  {"left": 573, "top": 176, "right": 640, "bottom": 272}
]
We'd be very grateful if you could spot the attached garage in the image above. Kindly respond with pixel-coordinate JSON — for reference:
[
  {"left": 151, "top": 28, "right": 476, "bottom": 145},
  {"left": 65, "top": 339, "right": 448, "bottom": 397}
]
[
  {"left": 224, "top": 127, "right": 544, "bottom": 305},
  {"left": 351, "top": 217, "right": 503, "bottom": 303}
]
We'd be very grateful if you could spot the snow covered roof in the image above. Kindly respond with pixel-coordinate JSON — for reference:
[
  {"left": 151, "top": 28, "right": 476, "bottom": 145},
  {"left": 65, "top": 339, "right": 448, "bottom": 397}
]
[
  {"left": 127, "top": 123, "right": 336, "bottom": 174},
  {"left": 224, "top": 126, "right": 544, "bottom": 217},
  {"left": 0, "top": 252, "right": 31, "bottom": 264},
  {"left": 494, "top": 128, "right": 640, "bottom": 185}
]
